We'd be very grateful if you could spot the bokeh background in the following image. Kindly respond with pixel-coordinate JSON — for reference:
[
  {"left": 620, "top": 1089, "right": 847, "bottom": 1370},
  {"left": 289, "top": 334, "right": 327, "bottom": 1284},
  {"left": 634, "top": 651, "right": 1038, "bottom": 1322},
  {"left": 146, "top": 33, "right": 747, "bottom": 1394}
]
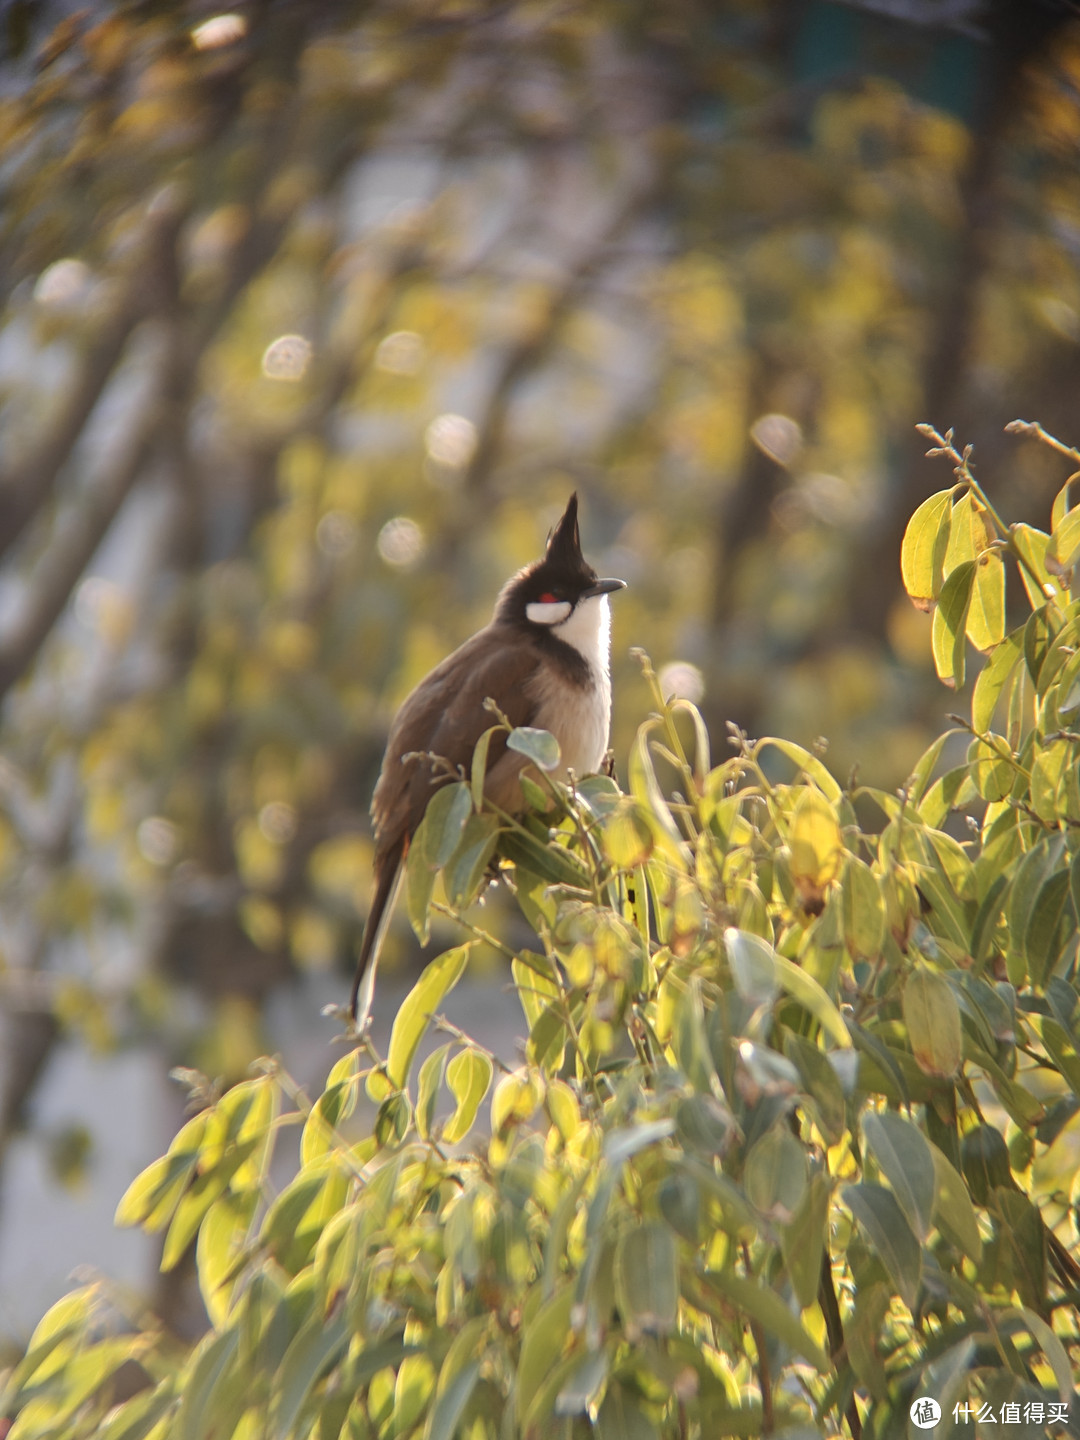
[{"left": 1, "top": 0, "right": 1079, "bottom": 1342}]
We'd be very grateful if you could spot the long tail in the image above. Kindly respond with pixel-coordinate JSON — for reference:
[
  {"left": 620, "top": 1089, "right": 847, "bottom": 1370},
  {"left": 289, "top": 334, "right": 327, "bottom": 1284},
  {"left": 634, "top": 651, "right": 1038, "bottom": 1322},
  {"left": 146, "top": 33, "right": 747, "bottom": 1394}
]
[{"left": 349, "top": 838, "right": 406, "bottom": 1026}]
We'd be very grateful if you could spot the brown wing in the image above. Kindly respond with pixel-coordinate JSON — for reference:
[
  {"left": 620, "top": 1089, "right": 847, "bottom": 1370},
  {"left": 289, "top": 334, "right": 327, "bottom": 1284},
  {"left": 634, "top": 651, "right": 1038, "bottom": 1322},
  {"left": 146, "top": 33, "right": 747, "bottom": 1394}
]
[{"left": 371, "top": 623, "right": 541, "bottom": 855}]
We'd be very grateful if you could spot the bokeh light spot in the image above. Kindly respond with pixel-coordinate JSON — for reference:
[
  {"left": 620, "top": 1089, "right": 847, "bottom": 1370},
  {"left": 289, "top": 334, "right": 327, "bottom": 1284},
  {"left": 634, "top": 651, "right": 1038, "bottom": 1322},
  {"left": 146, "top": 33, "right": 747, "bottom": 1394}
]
[
  {"left": 34, "top": 258, "right": 92, "bottom": 308},
  {"left": 750, "top": 413, "right": 803, "bottom": 467},
  {"left": 191, "top": 14, "right": 247, "bottom": 50},
  {"left": 262, "top": 334, "right": 312, "bottom": 381},
  {"left": 425, "top": 413, "right": 477, "bottom": 469},
  {"left": 137, "top": 817, "right": 179, "bottom": 866},
  {"left": 259, "top": 802, "right": 298, "bottom": 844},
  {"left": 316, "top": 511, "right": 358, "bottom": 556},
  {"left": 375, "top": 330, "right": 425, "bottom": 375},
  {"left": 377, "top": 516, "right": 425, "bottom": 569},
  {"left": 658, "top": 661, "right": 705, "bottom": 704}
]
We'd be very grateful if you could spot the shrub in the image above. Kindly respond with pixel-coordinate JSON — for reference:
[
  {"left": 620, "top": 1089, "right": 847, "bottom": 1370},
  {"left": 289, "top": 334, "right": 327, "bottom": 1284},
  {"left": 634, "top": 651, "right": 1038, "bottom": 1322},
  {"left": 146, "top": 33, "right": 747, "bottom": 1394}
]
[{"left": 3, "top": 425, "right": 1080, "bottom": 1439}]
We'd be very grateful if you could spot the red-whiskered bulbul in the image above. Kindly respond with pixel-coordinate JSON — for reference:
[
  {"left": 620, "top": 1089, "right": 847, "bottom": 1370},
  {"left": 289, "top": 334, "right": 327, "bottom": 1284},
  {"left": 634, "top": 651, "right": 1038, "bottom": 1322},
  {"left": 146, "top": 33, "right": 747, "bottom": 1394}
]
[{"left": 349, "top": 493, "right": 625, "bottom": 1022}]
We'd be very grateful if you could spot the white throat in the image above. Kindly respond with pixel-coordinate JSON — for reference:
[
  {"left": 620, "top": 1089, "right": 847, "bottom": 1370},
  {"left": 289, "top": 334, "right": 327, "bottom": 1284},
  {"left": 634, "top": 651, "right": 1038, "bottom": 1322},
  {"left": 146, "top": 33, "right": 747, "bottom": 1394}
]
[{"left": 552, "top": 593, "right": 611, "bottom": 677}]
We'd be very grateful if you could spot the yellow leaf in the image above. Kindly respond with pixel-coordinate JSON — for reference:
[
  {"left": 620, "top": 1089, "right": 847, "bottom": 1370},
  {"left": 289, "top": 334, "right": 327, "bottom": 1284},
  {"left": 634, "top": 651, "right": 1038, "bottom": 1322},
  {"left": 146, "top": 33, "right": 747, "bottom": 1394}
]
[
  {"left": 788, "top": 790, "right": 843, "bottom": 890},
  {"left": 966, "top": 551, "right": 1005, "bottom": 651},
  {"left": 900, "top": 489, "right": 953, "bottom": 610}
]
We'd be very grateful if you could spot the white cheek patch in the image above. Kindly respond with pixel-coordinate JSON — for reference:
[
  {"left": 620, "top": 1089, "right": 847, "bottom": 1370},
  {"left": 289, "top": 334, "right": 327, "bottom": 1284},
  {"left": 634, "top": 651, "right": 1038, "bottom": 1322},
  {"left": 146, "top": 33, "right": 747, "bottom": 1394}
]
[{"left": 526, "top": 599, "right": 572, "bottom": 626}]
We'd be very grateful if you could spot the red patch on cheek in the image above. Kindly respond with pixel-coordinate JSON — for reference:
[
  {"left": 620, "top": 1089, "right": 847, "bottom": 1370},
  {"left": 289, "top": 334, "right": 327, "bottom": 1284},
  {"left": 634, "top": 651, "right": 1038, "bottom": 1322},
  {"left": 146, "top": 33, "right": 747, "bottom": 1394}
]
[{"left": 539, "top": 593, "right": 557, "bottom": 603}]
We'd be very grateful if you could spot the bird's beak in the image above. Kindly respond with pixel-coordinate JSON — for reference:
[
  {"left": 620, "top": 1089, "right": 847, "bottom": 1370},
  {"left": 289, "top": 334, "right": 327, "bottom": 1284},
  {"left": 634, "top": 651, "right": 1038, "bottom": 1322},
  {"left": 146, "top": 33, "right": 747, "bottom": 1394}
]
[{"left": 581, "top": 577, "right": 626, "bottom": 598}]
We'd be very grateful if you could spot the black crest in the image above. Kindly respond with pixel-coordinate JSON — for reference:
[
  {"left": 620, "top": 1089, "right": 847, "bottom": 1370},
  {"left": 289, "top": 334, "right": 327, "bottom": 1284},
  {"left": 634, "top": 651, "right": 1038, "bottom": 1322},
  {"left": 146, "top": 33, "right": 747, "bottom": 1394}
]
[{"left": 545, "top": 493, "right": 585, "bottom": 571}]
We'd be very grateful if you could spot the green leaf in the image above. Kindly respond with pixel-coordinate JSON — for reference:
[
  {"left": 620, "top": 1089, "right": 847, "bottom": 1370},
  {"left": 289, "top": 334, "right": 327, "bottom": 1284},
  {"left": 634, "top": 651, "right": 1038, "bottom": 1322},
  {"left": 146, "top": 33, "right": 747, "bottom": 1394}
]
[
  {"left": 967, "top": 550, "right": 1005, "bottom": 650},
  {"left": 433, "top": 1315, "right": 489, "bottom": 1399},
  {"left": 972, "top": 628, "right": 1024, "bottom": 732},
  {"left": 848, "top": 1021, "right": 910, "bottom": 1105},
  {"left": 942, "top": 490, "right": 990, "bottom": 571},
  {"left": 1024, "top": 867, "right": 1073, "bottom": 989},
  {"left": 901, "top": 488, "right": 953, "bottom": 610},
  {"left": 932, "top": 559, "right": 976, "bottom": 689},
  {"left": 603, "top": 800, "right": 654, "bottom": 871},
  {"left": 197, "top": 1189, "right": 257, "bottom": 1327},
  {"left": 424, "top": 1360, "right": 480, "bottom": 1440},
  {"left": 499, "top": 826, "right": 591, "bottom": 889},
  {"left": 115, "top": 1112, "right": 207, "bottom": 1230},
  {"left": 512, "top": 951, "right": 560, "bottom": 1031},
  {"left": 422, "top": 781, "right": 474, "bottom": 869},
  {"left": 1015, "top": 1307, "right": 1075, "bottom": 1403},
  {"left": 95, "top": 1388, "right": 176, "bottom": 1440},
  {"left": 685, "top": 1161, "right": 758, "bottom": 1239},
  {"left": 1052, "top": 476, "right": 1078, "bottom": 532},
  {"left": 115, "top": 1151, "right": 198, "bottom": 1235},
  {"left": 845, "top": 1281, "right": 890, "bottom": 1399},
  {"left": 841, "top": 855, "right": 885, "bottom": 959},
  {"left": 443, "top": 813, "right": 500, "bottom": 907},
  {"left": 1010, "top": 524, "right": 1057, "bottom": 608},
  {"left": 614, "top": 1223, "right": 678, "bottom": 1336},
  {"left": 928, "top": 1142, "right": 983, "bottom": 1262},
  {"left": 507, "top": 725, "right": 561, "bottom": 772},
  {"left": 861, "top": 1110, "right": 935, "bottom": 1242},
  {"left": 628, "top": 717, "right": 690, "bottom": 867},
  {"left": 700, "top": 1271, "right": 831, "bottom": 1371},
  {"left": 6, "top": 1285, "right": 97, "bottom": 1394},
  {"left": 527, "top": 998, "right": 569, "bottom": 1074},
  {"left": 967, "top": 735, "right": 1013, "bottom": 803},
  {"left": 725, "top": 927, "right": 850, "bottom": 1046},
  {"left": 917, "top": 764, "right": 976, "bottom": 827},
  {"left": 595, "top": 1384, "right": 661, "bottom": 1440},
  {"left": 269, "top": 1309, "right": 349, "bottom": 1440},
  {"left": 406, "top": 836, "right": 437, "bottom": 945},
  {"left": 519, "top": 772, "right": 552, "bottom": 810},
  {"left": 754, "top": 739, "right": 842, "bottom": 803},
  {"left": 780, "top": 1173, "right": 830, "bottom": 1309},
  {"left": 1038, "top": 1015, "right": 1080, "bottom": 1099},
  {"left": 995, "top": 1189, "right": 1047, "bottom": 1313},
  {"left": 471, "top": 725, "right": 501, "bottom": 810},
  {"left": 416, "top": 1043, "right": 450, "bottom": 1140},
  {"left": 743, "top": 1126, "right": 808, "bottom": 1222},
  {"left": 260, "top": 1166, "right": 339, "bottom": 1252},
  {"left": 1023, "top": 604, "right": 1054, "bottom": 687},
  {"left": 658, "top": 1170, "right": 701, "bottom": 1243},
  {"left": 782, "top": 1034, "right": 846, "bottom": 1145},
  {"left": 175, "top": 1328, "right": 240, "bottom": 1440},
  {"left": 725, "top": 926, "right": 779, "bottom": 1005},
  {"left": 969, "top": 1047, "right": 1044, "bottom": 1128},
  {"left": 387, "top": 945, "right": 470, "bottom": 1090},
  {"left": 915, "top": 1337, "right": 976, "bottom": 1438},
  {"left": 669, "top": 696, "right": 712, "bottom": 788},
  {"left": 841, "top": 1182, "right": 922, "bottom": 1310},
  {"left": 395, "top": 1355, "right": 437, "bottom": 1435},
  {"left": 1005, "top": 834, "right": 1066, "bottom": 987},
  {"left": 1046, "top": 504, "right": 1080, "bottom": 575},
  {"left": 515, "top": 1285, "right": 574, "bottom": 1428},
  {"left": 161, "top": 1136, "right": 260, "bottom": 1271},
  {"left": 301, "top": 1050, "right": 360, "bottom": 1166},
  {"left": 905, "top": 727, "right": 958, "bottom": 805},
  {"left": 603, "top": 1117, "right": 675, "bottom": 1166},
  {"left": 443, "top": 1047, "right": 494, "bottom": 1143},
  {"left": 902, "top": 967, "right": 962, "bottom": 1078},
  {"left": 959, "top": 1124, "right": 1012, "bottom": 1206},
  {"left": 1030, "top": 739, "right": 1071, "bottom": 823},
  {"left": 555, "top": 1348, "right": 609, "bottom": 1417}
]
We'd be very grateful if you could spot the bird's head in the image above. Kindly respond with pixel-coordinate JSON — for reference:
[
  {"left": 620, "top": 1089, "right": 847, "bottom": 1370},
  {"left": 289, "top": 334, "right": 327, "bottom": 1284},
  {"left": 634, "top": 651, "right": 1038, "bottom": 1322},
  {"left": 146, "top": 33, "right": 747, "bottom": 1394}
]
[{"left": 498, "top": 493, "right": 626, "bottom": 631}]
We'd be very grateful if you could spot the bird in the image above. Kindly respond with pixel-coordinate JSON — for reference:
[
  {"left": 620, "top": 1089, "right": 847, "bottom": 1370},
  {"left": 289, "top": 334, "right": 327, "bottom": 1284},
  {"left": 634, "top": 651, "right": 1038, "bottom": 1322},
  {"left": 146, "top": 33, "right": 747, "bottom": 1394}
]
[{"left": 349, "top": 493, "right": 625, "bottom": 1024}]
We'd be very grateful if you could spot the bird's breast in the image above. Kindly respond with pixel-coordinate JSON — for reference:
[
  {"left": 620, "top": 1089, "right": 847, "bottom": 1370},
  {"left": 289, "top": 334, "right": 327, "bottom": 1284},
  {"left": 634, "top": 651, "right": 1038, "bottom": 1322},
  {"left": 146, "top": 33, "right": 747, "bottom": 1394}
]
[{"left": 527, "top": 662, "right": 612, "bottom": 778}]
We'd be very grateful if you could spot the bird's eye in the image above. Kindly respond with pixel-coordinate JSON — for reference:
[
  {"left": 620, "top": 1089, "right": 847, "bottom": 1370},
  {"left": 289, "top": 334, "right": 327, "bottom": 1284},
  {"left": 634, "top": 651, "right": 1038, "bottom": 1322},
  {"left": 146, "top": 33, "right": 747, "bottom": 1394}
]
[{"left": 539, "top": 592, "right": 559, "bottom": 603}]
